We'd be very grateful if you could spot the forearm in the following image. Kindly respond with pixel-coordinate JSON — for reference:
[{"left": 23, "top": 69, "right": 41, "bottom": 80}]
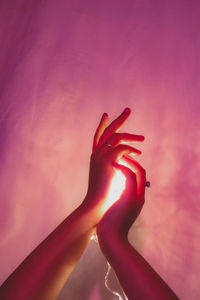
[
  {"left": 0, "top": 198, "right": 96, "bottom": 300},
  {"left": 98, "top": 233, "right": 179, "bottom": 300}
]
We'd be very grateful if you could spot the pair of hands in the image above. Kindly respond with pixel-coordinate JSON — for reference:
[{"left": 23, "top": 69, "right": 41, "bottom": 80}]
[{"left": 83, "top": 108, "right": 146, "bottom": 240}]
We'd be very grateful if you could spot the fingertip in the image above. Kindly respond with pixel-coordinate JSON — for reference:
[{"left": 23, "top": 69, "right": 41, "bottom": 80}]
[
  {"left": 101, "top": 112, "right": 108, "bottom": 122},
  {"left": 136, "top": 135, "right": 145, "bottom": 142},
  {"left": 124, "top": 107, "right": 131, "bottom": 113},
  {"left": 112, "top": 162, "right": 119, "bottom": 168},
  {"left": 129, "top": 149, "right": 142, "bottom": 155},
  {"left": 124, "top": 107, "right": 131, "bottom": 114},
  {"left": 112, "top": 162, "right": 130, "bottom": 173}
]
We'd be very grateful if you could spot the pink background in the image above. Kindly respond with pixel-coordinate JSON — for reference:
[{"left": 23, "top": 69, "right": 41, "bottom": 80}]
[{"left": 0, "top": 1, "right": 200, "bottom": 299}]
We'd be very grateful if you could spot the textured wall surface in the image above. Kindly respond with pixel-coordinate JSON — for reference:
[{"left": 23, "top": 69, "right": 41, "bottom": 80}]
[{"left": 0, "top": 1, "right": 200, "bottom": 299}]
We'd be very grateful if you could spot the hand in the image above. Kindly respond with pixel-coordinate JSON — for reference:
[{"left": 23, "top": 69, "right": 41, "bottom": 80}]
[
  {"left": 82, "top": 108, "right": 144, "bottom": 225},
  {"left": 96, "top": 160, "right": 179, "bottom": 300},
  {"left": 96, "top": 156, "right": 146, "bottom": 240}
]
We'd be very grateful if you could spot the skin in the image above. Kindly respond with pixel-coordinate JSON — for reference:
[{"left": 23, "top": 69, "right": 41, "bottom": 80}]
[
  {"left": 0, "top": 108, "right": 144, "bottom": 300},
  {"left": 97, "top": 157, "right": 179, "bottom": 300}
]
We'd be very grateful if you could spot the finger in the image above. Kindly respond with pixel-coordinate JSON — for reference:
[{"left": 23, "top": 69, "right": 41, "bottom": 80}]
[
  {"left": 121, "top": 156, "right": 146, "bottom": 199},
  {"left": 93, "top": 113, "right": 108, "bottom": 152},
  {"left": 97, "top": 107, "right": 131, "bottom": 148},
  {"left": 106, "top": 132, "right": 145, "bottom": 147},
  {"left": 110, "top": 144, "right": 142, "bottom": 162}
]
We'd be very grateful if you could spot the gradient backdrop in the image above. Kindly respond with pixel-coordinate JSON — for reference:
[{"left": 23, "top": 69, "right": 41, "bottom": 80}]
[{"left": 0, "top": 1, "right": 200, "bottom": 299}]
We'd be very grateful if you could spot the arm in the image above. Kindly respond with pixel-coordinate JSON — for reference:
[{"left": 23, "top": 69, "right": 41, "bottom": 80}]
[
  {"left": 97, "top": 158, "right": 179, "bottom": 300},
  {"left": 0, "top": 201, "right": 96, "bottom": 300},
  {"left": 0, "top": 108, "right": 143, "bottom": 300}
]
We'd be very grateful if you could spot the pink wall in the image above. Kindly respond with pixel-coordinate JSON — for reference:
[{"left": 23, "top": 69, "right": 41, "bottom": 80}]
[{"left": 0, "top": 1, "right": 200, "bottom": 299}]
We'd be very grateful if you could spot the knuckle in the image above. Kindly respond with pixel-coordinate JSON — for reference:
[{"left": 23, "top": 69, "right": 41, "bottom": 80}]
[
  {"left": 108, "top": 132, "right": 119, "bottom": 143},
  {"left": 112, "top": 132, "right": 118, "bottom": 139},
  {"left": 116, "top": 144, "right": 124, "bottom": 150}
]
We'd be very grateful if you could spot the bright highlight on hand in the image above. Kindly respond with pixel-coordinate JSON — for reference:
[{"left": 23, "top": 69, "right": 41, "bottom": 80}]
[
  {"left": 101, "top": 157, "right": 134, "bottom": 214},
  {"left": 103, "top": 167, "right": 126, "bottom": 214}
]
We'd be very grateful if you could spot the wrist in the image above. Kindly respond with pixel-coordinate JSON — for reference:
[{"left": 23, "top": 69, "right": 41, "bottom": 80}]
[
  {"left": 78, "top": 194, "right": 102, "bottom": 229},
  {"left": 97, "top": 224, "right": 128, "bottom": 249},
  {"left": 97, "top": 228, "right": 130, "bottom": 263}
]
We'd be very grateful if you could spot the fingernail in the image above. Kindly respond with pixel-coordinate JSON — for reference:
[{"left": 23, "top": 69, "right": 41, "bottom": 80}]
[
  {"left": 136, "top": 150, "right": 142, "bottom": 154},
  {"left": 124, "top": 107, "right": 131, "bottom": 113}
]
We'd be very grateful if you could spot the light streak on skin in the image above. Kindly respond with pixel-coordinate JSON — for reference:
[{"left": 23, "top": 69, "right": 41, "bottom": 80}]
[{"left": 102, "top": 159, "right": 131, "bottom": 215}]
